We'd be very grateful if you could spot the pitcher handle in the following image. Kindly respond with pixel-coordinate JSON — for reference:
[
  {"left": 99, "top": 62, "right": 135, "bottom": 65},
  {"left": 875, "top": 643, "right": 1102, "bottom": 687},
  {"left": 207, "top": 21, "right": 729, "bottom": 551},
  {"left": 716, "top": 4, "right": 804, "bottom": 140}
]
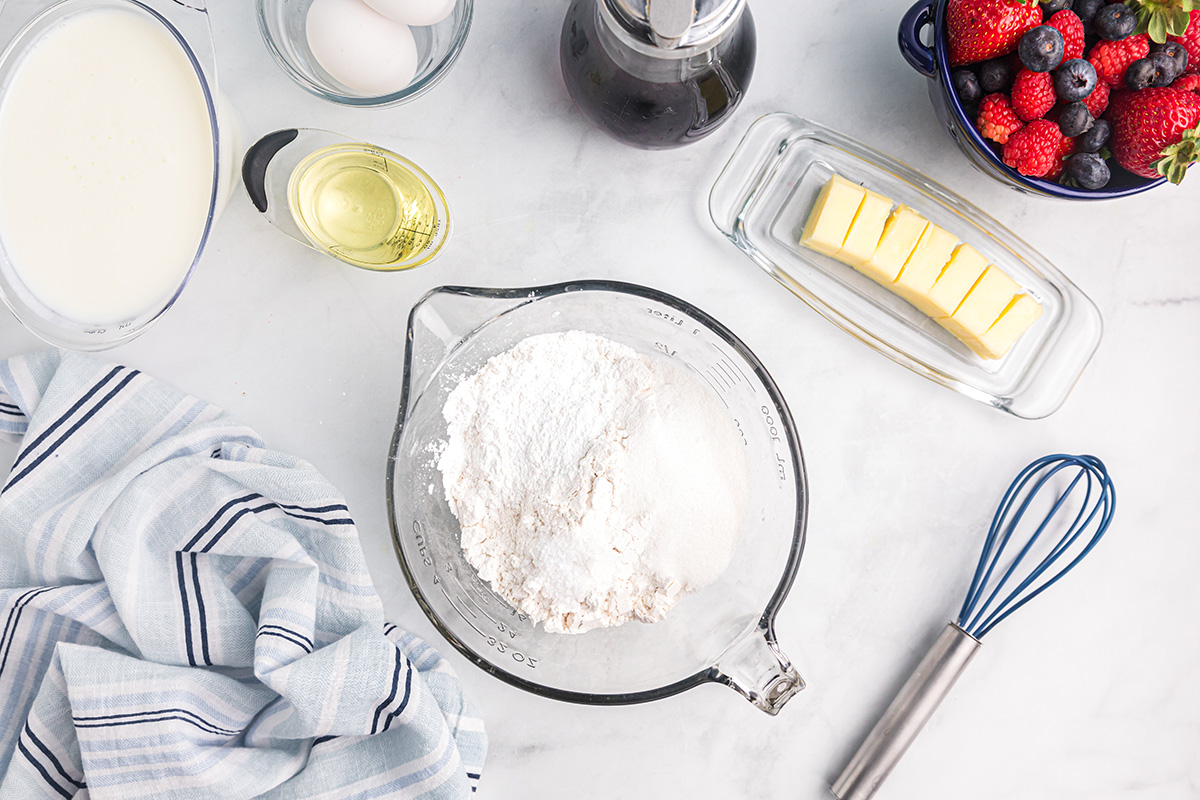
[
  {"left": 898, "top": 0, "right": 938, "bottom": 78},
  {"left": 712, "top": 623, "right": 803, "bottom": 715}
]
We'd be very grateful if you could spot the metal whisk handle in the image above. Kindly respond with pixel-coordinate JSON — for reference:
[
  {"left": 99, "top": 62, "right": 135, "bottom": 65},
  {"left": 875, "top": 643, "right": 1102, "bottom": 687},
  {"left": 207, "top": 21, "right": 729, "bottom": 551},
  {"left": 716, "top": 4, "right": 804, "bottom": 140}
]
[{"left": 831, "top": 623, "right": 981, "bottom": 800}]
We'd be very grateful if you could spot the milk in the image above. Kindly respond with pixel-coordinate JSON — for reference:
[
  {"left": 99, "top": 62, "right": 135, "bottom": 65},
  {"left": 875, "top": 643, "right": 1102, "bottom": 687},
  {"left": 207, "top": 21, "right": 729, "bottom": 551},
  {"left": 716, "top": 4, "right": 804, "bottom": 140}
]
[{"left": 0, "top": 6, "right": 215, "bottom": 325}]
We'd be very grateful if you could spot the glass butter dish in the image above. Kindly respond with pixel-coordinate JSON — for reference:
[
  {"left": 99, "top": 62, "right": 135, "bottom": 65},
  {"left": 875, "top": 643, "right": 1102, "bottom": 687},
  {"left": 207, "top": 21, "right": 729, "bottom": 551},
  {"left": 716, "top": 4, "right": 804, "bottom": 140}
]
[{"left": 708, "top": 114, "right": 1102, "bottom": 419}]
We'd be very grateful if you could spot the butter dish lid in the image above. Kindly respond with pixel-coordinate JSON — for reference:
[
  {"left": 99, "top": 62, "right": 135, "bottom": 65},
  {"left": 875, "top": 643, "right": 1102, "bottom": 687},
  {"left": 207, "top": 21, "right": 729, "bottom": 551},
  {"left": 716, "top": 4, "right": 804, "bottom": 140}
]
[{"left": 708, "top": 113, "right": 1102, "bottom": 419}]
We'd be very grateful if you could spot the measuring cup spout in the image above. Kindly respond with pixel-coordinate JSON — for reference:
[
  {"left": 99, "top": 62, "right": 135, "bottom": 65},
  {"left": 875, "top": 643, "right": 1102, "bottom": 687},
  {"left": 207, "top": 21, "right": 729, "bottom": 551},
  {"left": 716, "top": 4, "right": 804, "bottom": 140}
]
[
  {"left": 712, "top": 623, "right": 804, "bottom": 715},
  {"left": 401, "top": 287, "right": 531, "bottom": 409}
]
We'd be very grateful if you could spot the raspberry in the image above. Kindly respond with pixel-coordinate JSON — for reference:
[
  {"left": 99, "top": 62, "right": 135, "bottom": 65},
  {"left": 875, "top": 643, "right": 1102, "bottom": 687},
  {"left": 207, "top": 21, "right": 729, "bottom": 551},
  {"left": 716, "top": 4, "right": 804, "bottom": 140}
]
[
  {"left": 1089, "top": 34, "right": 1150, "bottom": 88},
  {"left": 1082, "top": 80, "right": 1110, "bottom": 117},
  {"left": 976, "top": 93, "right": 1024, "bottom": 144},
  {"left": 1173, "top": 74, "right": 1200, "bottom": 93},
  {"left": 1012, "top": 69, "right": 1056, "bottom": 121},
  {"left": 1003, "top": 119, "right": 1064, "bottom": 176},
  {"left": 1047, "top": 10, "right": 1085, "bottom": 61}
]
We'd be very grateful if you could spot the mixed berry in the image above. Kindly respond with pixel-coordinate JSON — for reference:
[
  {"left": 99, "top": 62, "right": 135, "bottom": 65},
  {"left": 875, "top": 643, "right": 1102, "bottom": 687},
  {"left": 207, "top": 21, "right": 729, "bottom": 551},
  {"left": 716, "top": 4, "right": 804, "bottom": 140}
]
[{"left": 947, "top": 0, "right": 1200, "bottom": 188}]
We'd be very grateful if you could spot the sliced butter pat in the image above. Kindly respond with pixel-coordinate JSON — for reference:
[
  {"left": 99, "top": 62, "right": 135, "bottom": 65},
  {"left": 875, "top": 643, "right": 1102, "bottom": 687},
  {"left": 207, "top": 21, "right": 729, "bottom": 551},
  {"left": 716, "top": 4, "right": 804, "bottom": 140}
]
[
  {"left": 859, "top": 206, "right": 928, "bottom": 285},
  {"left": 800, "top": 175, "right": 866, "bottom": 256},
  {"left": 926, "top": 243, "right": 990, "bottom": 318},
  {"left": 893, "top": 224, "right": 959, "bottom": 315},
  {"left": 939, "top": 265, "right": 1022, "bottom": 346},
  {"left": 972, "top": 293, "right": 1044, "bottom": 359},
  {"left": 836, "top": 188, "right": 894, "bottom": 267}
]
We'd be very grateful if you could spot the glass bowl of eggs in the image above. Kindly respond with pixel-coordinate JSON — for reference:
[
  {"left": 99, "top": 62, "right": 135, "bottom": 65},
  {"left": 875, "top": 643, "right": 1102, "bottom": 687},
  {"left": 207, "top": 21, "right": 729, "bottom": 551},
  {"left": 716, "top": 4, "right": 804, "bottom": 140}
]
[{"left": 257, "top": 0, "right": 472, "bottom": 107}]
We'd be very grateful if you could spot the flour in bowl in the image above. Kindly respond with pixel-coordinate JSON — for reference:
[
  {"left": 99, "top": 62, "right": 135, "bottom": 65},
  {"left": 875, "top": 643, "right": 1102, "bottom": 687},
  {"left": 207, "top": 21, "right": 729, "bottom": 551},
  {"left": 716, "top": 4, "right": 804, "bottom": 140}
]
[{"left": 437, "top": 330, "right": 749, "bottom": 634}]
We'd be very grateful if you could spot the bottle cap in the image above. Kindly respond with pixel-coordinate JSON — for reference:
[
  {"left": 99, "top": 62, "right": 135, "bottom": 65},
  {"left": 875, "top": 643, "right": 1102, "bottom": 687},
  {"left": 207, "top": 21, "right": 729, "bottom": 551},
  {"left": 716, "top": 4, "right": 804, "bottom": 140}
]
[{"left": 604, "top": 0, "right": 747, "bottom": 53}]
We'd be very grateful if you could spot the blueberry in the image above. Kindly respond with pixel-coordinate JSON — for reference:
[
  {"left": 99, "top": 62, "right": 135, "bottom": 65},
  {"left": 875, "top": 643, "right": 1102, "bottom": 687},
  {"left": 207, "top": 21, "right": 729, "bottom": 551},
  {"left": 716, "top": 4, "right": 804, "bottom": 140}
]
[
  {"left": 980, "top": 58, "right": 1015, "bottom": 93},
  {"left": 1151, "top": 41, "right": 1190, "bottom": 76},
  {"left": 1074, "top": 0, "right": 1106, "bottom": 32},
  {"left": 952, "top": 68, "right": 983, "bottom": 107},
  {"left": 1077, "top": 119, "right": 1112, "bottom": 152},
  {"left": 1019, "top": 26, "right": 1066, "bottom": 72},
  {"left": 1040, "top": 0, "right": 1073, "bottom": 13},
  {"left": 1073, "top": 0, "right": 1105, "bottom": 29},
  {"left": 1059, "top": 102, "right": 1095, "bottom": 137},
  {"left": 1054, "top": 59, "right": 1099, "bottom": 101},
  {"left": 1067, "top": 152, "right": 1111, "bottom": 189},
  {"left": 1149, "top": 51, "right": 1180, "bottom": 86},
  {"left": 1125, "top": 57, "right": 1157, "bottom": 90},
  {"left": 1094, "top": 3, "right": 1136, "bottom": 40}
]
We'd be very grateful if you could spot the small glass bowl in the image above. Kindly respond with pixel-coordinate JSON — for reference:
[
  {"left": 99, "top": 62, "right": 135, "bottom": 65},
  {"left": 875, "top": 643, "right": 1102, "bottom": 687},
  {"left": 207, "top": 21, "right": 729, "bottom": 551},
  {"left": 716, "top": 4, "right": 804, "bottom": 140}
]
[{"left": 257, "top": 0, "right": 473, "bottom": 107}]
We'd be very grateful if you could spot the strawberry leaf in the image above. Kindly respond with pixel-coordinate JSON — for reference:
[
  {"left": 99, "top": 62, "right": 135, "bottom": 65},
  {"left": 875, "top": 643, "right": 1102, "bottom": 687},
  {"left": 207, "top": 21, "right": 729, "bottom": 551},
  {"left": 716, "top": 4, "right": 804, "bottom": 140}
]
[
  {"left": 1130, "top": 0, "right": 1195, "bottom": 40},
  {"left": 1169, "top": 7, "right": 1191, "bottom": 34},
  {"left": 1154, "top": 125, "right": 1200, "bottom": 184},
  {"left": 1150, "top": 12, "right": 1169, "bottom": 41}
]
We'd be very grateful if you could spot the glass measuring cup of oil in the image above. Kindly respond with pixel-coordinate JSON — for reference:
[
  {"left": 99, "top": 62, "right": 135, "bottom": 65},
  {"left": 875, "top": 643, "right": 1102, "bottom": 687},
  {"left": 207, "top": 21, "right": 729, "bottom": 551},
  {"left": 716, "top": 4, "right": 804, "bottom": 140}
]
[
  {"left": 387, "top": 281, "right": 807, "bottom": 714},
  {"left": 242, "top": 128, "right": 450, "bottom": 271}
]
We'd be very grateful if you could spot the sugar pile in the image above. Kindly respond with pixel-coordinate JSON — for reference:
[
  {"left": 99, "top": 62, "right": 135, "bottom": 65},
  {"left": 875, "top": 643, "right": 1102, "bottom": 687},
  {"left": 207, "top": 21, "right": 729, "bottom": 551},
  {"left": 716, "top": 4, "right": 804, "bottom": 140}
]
[{"left": 438, "top": 331, "right": 749, "bottom": 634}]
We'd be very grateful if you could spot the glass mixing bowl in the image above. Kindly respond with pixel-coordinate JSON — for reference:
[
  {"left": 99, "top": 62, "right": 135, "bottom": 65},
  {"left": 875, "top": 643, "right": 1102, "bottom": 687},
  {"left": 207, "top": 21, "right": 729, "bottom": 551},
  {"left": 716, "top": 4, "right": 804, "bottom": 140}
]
[
  {"left": 257, "top": 0, "right": 473, "bottom": 107},
  {"left": 0, "top": 0, "right": 228, "bottom": 351},
  {"left": 386, "top": 281, "right": 808, "bottom": 714}
]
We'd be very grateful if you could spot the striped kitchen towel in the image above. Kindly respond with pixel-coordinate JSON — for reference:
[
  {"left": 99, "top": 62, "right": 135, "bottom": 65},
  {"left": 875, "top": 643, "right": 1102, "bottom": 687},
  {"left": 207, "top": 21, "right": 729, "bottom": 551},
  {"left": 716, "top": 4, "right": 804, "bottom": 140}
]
[{"left": 0, "top": 351, "right": 486, "bottom": 799}]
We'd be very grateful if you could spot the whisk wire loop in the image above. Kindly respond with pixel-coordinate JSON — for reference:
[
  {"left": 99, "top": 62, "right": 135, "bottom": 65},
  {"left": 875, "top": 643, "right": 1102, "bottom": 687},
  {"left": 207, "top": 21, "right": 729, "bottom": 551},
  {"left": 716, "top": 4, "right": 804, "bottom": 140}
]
[{"left": 957, "top": 454, "right": 1116, "bottom": 639}]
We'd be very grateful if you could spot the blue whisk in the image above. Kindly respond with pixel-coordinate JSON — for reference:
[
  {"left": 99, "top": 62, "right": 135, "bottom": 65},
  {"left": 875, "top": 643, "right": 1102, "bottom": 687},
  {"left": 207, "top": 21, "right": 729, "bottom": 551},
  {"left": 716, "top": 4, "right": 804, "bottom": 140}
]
[{"left": 832, "top": 455, "right": 1116, "bottom": 800}]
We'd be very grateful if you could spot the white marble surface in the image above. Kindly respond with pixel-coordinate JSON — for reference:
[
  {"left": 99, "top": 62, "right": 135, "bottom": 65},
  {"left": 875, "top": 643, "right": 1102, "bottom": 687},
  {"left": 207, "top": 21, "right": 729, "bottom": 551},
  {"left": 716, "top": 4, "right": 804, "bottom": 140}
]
[{"left": 2, "top": 1, "right": 1199, "bottom": 798}]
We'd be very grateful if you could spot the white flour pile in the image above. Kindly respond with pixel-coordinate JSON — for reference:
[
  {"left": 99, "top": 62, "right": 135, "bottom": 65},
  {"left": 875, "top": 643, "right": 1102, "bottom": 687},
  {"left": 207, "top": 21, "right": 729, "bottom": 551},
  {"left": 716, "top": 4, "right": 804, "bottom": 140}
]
[{"left": 438, "top": 330, "right": 750, "bottom": 634}]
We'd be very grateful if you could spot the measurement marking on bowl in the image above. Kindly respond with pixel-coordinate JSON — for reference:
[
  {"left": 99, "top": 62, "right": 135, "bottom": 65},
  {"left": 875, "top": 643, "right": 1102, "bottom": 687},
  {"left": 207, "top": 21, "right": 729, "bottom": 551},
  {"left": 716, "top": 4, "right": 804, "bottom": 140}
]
[
  {"left": 442, "top": 582, "right": 538, "bottom": 668},
  {"left": 761, "top": 406, "right": 790, "bottom": 484},
  {"left": 693, "top": 367, "right": 730, "bottom": 409},
  {"left": 711, "top": 345, "right": 756, "bottom": 391},
  {"left": 646, "top": 307, "right": 686, "bottom": 327}
]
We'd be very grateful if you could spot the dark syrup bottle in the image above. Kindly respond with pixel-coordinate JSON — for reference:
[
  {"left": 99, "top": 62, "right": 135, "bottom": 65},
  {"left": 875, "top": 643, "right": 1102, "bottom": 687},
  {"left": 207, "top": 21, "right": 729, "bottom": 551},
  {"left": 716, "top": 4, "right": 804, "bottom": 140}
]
[{"left": 560, "top": 0, "right": 756, "bottom": 150}]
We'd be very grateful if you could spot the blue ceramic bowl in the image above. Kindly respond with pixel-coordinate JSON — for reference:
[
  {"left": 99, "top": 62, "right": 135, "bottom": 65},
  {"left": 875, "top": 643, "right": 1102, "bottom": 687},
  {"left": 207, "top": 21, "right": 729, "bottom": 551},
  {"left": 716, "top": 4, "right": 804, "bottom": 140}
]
[{"left": 898, "top": 0, "right": 1165, "bottom": 199}]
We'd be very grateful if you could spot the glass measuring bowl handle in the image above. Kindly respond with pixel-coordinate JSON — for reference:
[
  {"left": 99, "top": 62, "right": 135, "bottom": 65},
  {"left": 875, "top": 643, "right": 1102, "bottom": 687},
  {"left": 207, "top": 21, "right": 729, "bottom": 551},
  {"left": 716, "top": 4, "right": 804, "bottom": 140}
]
[{"left": 711, "top": 621, "right": 804, "bottom": 715}]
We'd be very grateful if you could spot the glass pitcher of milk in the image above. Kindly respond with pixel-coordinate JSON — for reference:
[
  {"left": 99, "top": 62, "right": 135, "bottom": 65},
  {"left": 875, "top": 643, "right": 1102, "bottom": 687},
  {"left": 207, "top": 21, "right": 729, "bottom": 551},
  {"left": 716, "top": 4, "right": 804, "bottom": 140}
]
[{"left": 0, "top": 0, "right": 235, "bottom": 351}]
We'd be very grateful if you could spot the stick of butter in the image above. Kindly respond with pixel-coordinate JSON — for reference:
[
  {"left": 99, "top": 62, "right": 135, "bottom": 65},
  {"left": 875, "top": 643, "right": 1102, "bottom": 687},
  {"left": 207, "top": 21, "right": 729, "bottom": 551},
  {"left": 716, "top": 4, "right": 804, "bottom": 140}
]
[
  {"left": 800, "top": 175, "right": 866, "bottom": 256},
  {"left": 860, "top": 206, "right": 928, "bottom": 286},
  {"left": 795, "top": 174, "right": 1043, "bottom": 361}
]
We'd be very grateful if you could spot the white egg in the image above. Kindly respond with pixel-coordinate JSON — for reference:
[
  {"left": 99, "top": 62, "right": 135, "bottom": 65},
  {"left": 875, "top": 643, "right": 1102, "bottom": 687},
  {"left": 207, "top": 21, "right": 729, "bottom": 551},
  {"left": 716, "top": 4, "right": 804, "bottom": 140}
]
[
  {"left": 362, "top": 0, "right": 456, "bottom": 27},
  {"left": 306, "top": 0, "right": 419, "bottom": 96}
]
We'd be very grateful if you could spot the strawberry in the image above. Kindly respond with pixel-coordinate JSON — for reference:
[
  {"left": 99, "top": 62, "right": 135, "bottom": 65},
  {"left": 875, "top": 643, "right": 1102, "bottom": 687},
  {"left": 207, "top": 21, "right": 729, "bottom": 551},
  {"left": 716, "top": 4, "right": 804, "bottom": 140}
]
[
  {"left": 977, "top": 93, "right": 1025, "bottom": 142},
  {"left": 947, "top": 0, "right": 1043, "bottom": 67},
  {"left": 1174, "top": 73, "right": 1200, "bottom": 91},
  {"left": 1167, "top": 9, "right": 1200, "bottom": 73},
  {"left": 1108, "top": 86, "right": 1200, "bottom": 181},
  {"left": 1003, "top": 119, "right": 1064, "bottom": 175},
  {"left": 1083, "top": 80, "right": 1111, "bottom": 117},
  {"left": 1048, "top": 10, "right": 1085, "bottom": 60},
  {"left": 1012, "top": 69, "right": 1056, "bottom": 120},
  {"left": 1089, "top": 34, "right": 1151, "bottom": 87}
]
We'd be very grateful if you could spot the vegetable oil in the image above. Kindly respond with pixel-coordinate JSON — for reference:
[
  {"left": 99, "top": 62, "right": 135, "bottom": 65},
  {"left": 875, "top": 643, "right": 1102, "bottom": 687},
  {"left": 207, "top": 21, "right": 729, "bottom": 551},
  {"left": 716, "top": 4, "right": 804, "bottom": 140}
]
[{"left": 288, "top": 144, "right": 443, "bottom": 269}]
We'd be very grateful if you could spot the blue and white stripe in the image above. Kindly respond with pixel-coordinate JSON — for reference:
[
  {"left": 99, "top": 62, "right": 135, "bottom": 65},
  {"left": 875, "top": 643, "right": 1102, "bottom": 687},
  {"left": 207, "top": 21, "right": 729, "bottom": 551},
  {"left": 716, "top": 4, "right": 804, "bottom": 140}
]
[{"left": 0, "top": 352, "right": 486, "bottom": 798}]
